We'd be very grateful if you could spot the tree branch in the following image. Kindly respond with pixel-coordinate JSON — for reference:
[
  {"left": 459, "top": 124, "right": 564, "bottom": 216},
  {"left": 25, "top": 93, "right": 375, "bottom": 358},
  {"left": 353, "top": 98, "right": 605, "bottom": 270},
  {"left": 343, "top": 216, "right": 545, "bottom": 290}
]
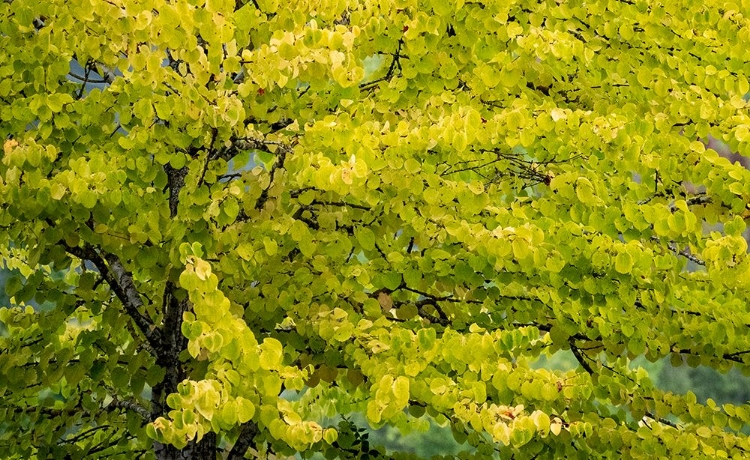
[
  {"left": 164, "top": 163, "right": 188, "bottom": 218},
  {"left": 57, "top": 425, "right": 111, "bottom": 445},
  {"left": 644, "top": 411, "right": 679, "bottom": 429},
  {"left": 254, "top": 140, "right": 293, "bottom": 211},
  {"left": 197, "top": 128, "right": 219, "bottom": 187},
  {"left": 309, "top": 199, "right": 371, "bottom": 211},
  {"left": 650, "top": 236, "right": 705, "bottom": 266},
  {"left": 212, "top": 137, "right": 289, "bottom": 163},
  {"left": 64, "top": 243, "right": 161, "bottom": 353},
  {"left": 106, "top": 397, "right": 151, "bottom": 420},
  {"left": 569, "top": 338, "right": 595, "bottom": 374},
  {"left": 359, "top": 39, "right": 404, "bottom": 90}
]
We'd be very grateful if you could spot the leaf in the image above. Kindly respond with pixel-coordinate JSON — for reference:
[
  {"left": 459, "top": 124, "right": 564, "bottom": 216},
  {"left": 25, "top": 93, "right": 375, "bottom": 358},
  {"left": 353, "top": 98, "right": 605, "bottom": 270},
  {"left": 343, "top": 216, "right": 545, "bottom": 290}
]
[
  {"left": 223, "top": 198, "right": 240, "bottom": 221},
  {"left": 1, "top": 2, "right": 748, "bottom": 458},
  {"left": 221, "top": 401, "right": 239, "bottom": 426},
  {"left": 79, "top": 190, "right": 97, "bottom": 209},
  {"left": 531, "top": 411, "right": 551, "bottom": 435},
  {"left": 195, "top": 389, "right": 220, "bottom": 420},
  {"left": 3, "top": 138, "right": 18, "bottom": 154},
  {"left": 356, "top": 227, "right": 376, "bottom": 251},
  {"left": 237, "top": 243, "right": 254, "bottom": 261},
  {"left": 50, "top": 183, "right": 66, "bottom": 201},
  {"left": 194, "top": 259, "right": 212, "bottom": 281},
  {"left": 575, "top": 177, "right": 601, "bottom": 206},
  {"left": 323, "top": 428, "right": 337, "bottom": 444},
  {"left": 614, "top": 252, "right": 634, "bottom": 274},
  {"left": 236, "top": 397, "right": 255, "bottom": 424},
  {"left": 366, "top": 400, "right": 382, "bottom": 425},
  {"left": 417, "top": 328, "right": 436, "bottom": 349},
  {"left": 259, "top": 338, "right": 284, "bottom": 370},
  {"left": 512, "top": 239, "right": 530, "bottom": 260},
  {"left": 382, "top": 271, "right": 402, "bottom": 290},
  {"left": 377, "top": 292, "right": 393, "bottom": 310},
  {"left": 146, "top": 365, "right": 166, "bottom": 386},
  {"left": 263, "top": 237, "right": 278, "bottom": 256},
  {"left": 619, "top": 24, "right": 634, "bottom": 41},
  {"left": 358, "top": 297, "right": 379, "bottom": 318},
  {"left": 179, "top": 269, "right": 199, "bottom": 291},
  {"left": 392, "top": 376, "right": 410, "bottom": 407}
]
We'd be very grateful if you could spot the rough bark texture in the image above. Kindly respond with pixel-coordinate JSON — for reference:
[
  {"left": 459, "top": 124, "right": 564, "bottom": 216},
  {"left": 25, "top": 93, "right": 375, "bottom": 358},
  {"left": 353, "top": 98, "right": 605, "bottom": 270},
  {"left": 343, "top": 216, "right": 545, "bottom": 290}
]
[
  {"left": 154, "top": 432, "right": 217, "bottom": 460},
  {"left": 151, "top": 164, "right": 221, "bottom": 459},
  {"left": 164, "top": 164, "right": 188, "bottom": 218},
  {"left": 227, "top": 422, "right": 260, "bottom": 460},
  {"left": 150, "top": 280, "right": 188, "bottom": 420}
]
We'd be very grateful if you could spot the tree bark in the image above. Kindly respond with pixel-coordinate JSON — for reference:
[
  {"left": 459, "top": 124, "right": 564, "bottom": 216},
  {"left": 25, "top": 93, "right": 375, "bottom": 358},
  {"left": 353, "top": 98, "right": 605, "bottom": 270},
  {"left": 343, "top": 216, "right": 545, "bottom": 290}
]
[
  {"left": 154, "top": 432, "right": 217, "bottom": 460},
  {"left": 151, "top": 161, "right": 217, "bottom": 459},
  {"left": 227, "top": 422, "right": 260, "bottom": 460}
]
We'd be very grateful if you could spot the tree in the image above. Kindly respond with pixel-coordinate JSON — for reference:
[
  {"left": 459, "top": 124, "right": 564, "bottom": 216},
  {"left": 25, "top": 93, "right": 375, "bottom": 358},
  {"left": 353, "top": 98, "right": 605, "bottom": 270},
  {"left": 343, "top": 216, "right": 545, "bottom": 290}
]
[{"left": 1, "top": 0, "right": 750, "bottom": 458}]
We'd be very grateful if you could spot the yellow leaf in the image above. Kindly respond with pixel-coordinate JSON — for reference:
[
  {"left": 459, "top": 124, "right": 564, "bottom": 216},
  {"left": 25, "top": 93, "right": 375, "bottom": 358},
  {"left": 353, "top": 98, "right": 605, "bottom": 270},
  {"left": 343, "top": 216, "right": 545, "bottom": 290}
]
[
  {"left": 50, "top": 183, "right": 67, "bottom": 200},
  {"left": 3, "top": 138, "right": 18, "bottom": 154},
  {"left": 506, "top": 22, "right": 524, "bottom": 38},
  {"left": 391, "top": 376, "right": 410, "bottom": 407},
  {"left": 468, "top": 181, "right": 484, "bottom": 195},
  {"left": 194, "top": 259, "right": 212, "bottom": 281},
  {"left": 550, "top": 108, "right": 566, "bottom": 122},
  {"left": 341, "top": 167, "right": 353, "bottom": 185},
  {"left": 619, "top": 23, "right": 634, "bottom": 40},
  {"left": 736, "top": 125, "right": 750, "bottom": 142},
  {"left": 737, "top": 75, "right": 750, "bottom": 96},
  {"left": 637, "top": 67, "right": 651, "bottom": 87}
]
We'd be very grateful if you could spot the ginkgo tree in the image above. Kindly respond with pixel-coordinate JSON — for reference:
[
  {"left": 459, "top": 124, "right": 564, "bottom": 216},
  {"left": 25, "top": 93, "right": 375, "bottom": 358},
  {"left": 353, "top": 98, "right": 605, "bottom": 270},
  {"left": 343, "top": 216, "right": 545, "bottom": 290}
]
[{"left": 2, "top": 0, "right": 750, "bottom": 458}]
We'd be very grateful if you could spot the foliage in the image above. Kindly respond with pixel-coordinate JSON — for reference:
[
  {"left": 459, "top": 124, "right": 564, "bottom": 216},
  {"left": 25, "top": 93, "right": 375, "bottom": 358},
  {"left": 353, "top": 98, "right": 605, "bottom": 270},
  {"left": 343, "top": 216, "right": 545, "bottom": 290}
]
[
  {"left": 1, "top": 0, "right": 750, "bottom": 458},
  {"left": 658, "top": 363, "right": 750, "bottom": 412},
  {"left": 358, "top": 415, "right": 464, "bottom": 458}
]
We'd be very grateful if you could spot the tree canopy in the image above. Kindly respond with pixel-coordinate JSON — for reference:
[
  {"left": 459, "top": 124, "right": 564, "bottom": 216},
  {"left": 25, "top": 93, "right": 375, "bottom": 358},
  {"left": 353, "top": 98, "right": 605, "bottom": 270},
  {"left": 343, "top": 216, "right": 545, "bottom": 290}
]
[{"left": 2, "top": 0, "right": 750, "bottom": 458}]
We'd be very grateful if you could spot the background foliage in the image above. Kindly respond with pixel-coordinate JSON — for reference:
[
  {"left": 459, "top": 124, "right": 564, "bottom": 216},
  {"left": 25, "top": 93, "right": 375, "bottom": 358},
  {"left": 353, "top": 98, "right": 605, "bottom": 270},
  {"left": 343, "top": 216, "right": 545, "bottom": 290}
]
[{"left": 1, "top": 0, "right": 750, "bottom": 458}]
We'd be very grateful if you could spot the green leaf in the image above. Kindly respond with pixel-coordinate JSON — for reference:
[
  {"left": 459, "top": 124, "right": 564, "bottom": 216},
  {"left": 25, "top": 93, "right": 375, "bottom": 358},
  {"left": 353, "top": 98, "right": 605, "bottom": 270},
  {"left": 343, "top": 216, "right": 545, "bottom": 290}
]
[
  {"left": 236, "top": 243, "right": 254, "bottom": 261},
  {"left": 356, "top": 227, "right": 376, "bottom": 251},
  {"left": 382, "top": 271, "right": 402, "bottom": 290},
  {"left": 614, "top": 252, "right": 634, "bottom": 274},
  {"left": 179, "top": 270, "right": 200, "bottom": 292},
  {"left": 221, "top": 401, "right": 239, "bottom": 425},
  {"left": 1, "top": 2, "right": 747, "bottom": 458},
  {"left": 79, "top": 190, "right": 98, "bottom": 209},
  {"left": 223, "top": 198, "right": 240, "bottom": 221},
  {"left": 236, "top": 397, "right": 255, "bottom": 424}
]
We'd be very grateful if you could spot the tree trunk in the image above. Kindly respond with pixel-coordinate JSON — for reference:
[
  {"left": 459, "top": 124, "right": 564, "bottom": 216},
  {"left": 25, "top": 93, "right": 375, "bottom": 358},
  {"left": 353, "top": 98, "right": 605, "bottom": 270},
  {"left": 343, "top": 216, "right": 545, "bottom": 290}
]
[
  {"left": 154, "top": 433, "right": 217, "bottom": 460},
  {"left": 152, "top": 279, "right": 208, "bottom": 459}
]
